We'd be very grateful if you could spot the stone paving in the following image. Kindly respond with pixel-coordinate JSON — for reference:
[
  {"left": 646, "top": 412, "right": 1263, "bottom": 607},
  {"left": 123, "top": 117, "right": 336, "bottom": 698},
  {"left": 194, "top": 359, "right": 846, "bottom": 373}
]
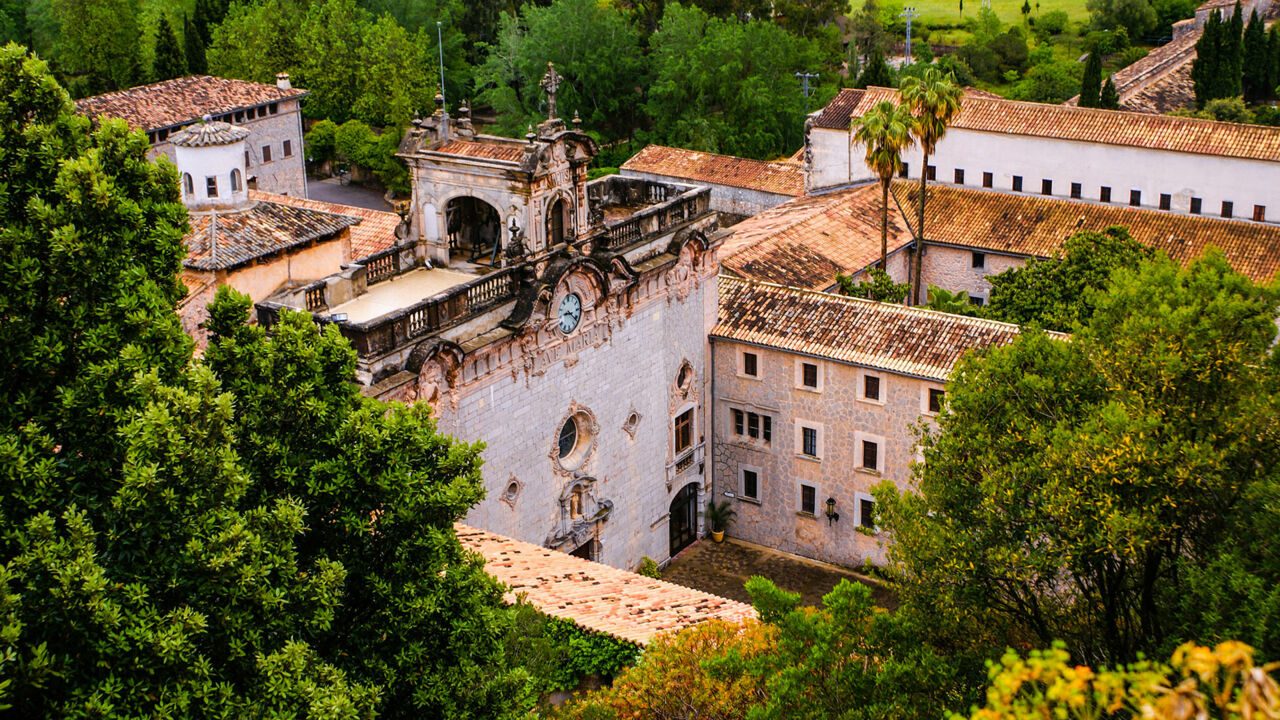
[
  {"left": 661, "top": 537, "right": 897, "bottom": 610},
  {"left": 307, "top": 176, "right": 391, "bottom": 211}
]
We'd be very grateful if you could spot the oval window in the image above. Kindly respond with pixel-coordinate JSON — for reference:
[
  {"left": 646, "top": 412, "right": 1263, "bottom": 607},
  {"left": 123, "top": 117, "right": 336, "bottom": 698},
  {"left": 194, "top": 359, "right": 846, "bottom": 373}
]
[{"left": 557, "top": 417, "right": 578, "bottom": 459}]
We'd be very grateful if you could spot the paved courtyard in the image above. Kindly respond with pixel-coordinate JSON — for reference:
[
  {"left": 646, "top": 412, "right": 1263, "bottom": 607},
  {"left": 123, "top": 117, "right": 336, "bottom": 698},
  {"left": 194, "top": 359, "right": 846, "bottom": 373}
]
[
  {"left": 661, "top": 537, "right": 896, "bottom": 610},
  {"left": 307, "top": 176, "right": 392, "bottom": 211}
]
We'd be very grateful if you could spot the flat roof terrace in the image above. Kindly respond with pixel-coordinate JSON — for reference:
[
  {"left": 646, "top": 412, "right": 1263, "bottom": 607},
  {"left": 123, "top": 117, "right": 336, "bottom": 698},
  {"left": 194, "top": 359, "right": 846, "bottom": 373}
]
[{"left": 328, "top": 267, "right": 477, "bottom": 323}]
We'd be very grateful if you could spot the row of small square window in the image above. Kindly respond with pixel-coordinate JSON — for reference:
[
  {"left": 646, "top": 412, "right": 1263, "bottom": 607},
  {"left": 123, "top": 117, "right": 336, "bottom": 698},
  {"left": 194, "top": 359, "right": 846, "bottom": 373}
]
[
  {"left": 249, "top": 140, "right": 293, "bottom": 165},
  {"left": 738, "top": 469, "right": 878, "bottom": 530},
  {"left": 146, "top": 103, "right": 281, "bottom": 145},
  {"left": 730, "top": 404, "right": 943, "bottom": 468},
  {"left": 738, "top": 352, "right": 946, "bottom": 410},
  {"left": 904, "top": 164, "right": 1266, "bottom": 221}
]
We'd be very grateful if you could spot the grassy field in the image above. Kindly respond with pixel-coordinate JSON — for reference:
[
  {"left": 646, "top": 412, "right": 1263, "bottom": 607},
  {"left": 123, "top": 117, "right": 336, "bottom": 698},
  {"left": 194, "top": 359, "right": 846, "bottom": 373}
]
[{"left": 898, "top": 0, "right": 1093, "bottom": 30}]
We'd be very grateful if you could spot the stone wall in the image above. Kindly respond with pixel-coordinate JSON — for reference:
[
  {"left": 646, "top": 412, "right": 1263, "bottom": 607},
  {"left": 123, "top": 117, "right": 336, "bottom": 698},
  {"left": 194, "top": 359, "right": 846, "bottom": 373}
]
[
  {"left": 916, "top": 245, "right": 1027, "bottom": 304},
  {"left": 711, "top": 340, "right": 943, "bottom": 568},
  {"left": 151, "top": 98, "right": 307, "bottom": 198},
  {"left": 395, "top": 238, "right": 720, "bottom": 573},
  {"left": 620, "top": 169, "right": 795, "bottom": 217}
]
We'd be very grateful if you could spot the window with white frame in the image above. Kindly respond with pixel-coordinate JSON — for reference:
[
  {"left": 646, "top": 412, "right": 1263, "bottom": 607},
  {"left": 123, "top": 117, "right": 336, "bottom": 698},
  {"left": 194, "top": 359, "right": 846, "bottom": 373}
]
[
  {"left": 739, "top": 466, "right": 761, "bottom": 501},
  {"left": 854, "top": 431, "right": 885, "bottom": 473},
  {"left": 795, "top": 358, "right": 823, "bottom": 391},
  {"left": 795, "top": 420, "right": 823, "bottom": 459},
  {"left": 798, "top": 482, "right": 818, "bottom": 516},
  {"left": 739, "top": 349, "right": 760, "bottom": 379},
  {"left": 854, "top": 491, "right": 878, "bottom": 531},
  {"left": 921, "top": 386, "right": 946, "bottom": 415},
  {"left": 857, "top": 370, "right": 885, "bottom": 404},
  {"left": 730, "top": 407, "right": 772, "bottom": 444}
]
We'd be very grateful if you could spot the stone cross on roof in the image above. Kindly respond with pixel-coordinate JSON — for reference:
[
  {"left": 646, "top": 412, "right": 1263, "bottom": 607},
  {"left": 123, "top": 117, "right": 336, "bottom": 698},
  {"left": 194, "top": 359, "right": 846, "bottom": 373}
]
[{"left": 540, "top": 62, "right": 562, "bottom": 120}]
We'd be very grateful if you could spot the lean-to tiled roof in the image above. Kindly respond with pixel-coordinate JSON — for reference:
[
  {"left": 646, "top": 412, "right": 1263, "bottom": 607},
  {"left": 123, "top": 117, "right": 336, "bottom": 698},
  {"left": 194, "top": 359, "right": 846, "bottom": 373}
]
[
  {"left": 813, "top": 86, "right": 1280, "bottom": 162},
  {"left": 76, "top": 75, "right": 307, "bottom": 132},
  {"left": 432, "top": 139, "right": 527, "bottom": 163},
  {"left": 184, "top": 200, "right": 360, "bottom": 271},
  {"left": 251, "top": 191, "right": 401, "bottom": 260},
  {"left": 713, "top": 276, "right": 1037, "bottom": 380},
  {"left": 894, "top": 183, "right": 1280, "bottom": 283},
  {"left": 719, "top": 183, "right": 913, "bottom": 290},
  {"left": 621, "top": 145, "right": 805, "bottom": 196},
  {"left": 456, "top": 525, "right": 756, "bottom": 646}
]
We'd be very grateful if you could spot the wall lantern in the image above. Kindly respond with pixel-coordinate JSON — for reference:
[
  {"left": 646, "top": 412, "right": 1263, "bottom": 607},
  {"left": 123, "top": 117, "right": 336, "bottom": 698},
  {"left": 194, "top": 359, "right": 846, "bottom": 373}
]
[{"left": 825, "top": 497, "right": 840, "bottom": 526}]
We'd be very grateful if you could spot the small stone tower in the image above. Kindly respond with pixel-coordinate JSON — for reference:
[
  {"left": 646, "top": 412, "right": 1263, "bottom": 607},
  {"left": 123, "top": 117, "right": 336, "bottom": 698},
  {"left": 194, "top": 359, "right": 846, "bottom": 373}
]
[{"left": 171, "top": 116, "right": 251, "bottom": 212}]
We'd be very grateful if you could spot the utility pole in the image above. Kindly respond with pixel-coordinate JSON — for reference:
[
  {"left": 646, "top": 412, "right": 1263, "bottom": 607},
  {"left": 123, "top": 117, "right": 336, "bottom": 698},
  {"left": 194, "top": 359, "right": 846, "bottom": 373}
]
[
  {"left": 900, "top": 7, "right": 920, "bottom": 65},
  {"left": 795, "top": 71, "right": 819, "bottom": 114},
  {"left": 437, "top": 21, "right": 449, "bottom": 141}
]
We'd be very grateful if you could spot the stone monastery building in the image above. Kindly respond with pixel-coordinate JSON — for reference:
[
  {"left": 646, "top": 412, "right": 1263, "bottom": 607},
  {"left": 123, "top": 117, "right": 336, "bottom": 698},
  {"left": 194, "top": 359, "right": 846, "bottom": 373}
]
[{"left": 92, "top": 65, "right": 1280, "bottom": 579}]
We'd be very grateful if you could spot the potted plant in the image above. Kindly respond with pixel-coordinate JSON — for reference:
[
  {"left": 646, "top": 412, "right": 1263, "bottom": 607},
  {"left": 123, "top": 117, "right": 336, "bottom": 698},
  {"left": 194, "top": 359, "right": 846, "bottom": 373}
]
[{"left": 705, "top": 500, "right": 736, "bottom": 543}]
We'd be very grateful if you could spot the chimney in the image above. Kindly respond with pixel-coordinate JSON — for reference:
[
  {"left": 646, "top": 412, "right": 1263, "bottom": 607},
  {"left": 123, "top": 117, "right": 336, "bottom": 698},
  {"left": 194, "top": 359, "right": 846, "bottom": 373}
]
[{"left": 276, "top": 72, "right": 291, "bottom": 91}]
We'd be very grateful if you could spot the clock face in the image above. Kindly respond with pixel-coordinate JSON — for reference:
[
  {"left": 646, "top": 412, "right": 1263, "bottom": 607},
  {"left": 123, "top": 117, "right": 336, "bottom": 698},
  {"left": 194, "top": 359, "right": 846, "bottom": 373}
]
[{"left": 558, "top": 293, "right": 582, "bottom": 334}]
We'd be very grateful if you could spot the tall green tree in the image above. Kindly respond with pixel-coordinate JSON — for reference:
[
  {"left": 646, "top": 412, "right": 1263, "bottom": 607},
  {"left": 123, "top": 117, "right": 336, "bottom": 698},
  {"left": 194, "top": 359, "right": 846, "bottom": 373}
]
[
  {"left": 1192, "top": 10, "right": 1223, "bottom": 107},
  {"left": 295, "top": 0, "right": 370, "bottom": 122},
  {"left": 50, "top": 0, "right": 143, "bottom": 95},
  {"left": 851, "top": 100, "right": 916, "bottom": 270},
  {"left": 0, "top": 45, "right": 535, "bottom": 719},
  {"left": 985, "top": 227, "right": 1155, "bottom": 332},
  {"left": 1100, "top": 74, "right": 1120, "bottom": 108},
  {"left": 183, "top": 12, "right": 206, "bottom": 74},
  {"left": 876, "top": 249, "right": 1280, "bottom": 666},
  {"left": 353, "top": 16, "right": 436, "bottom": 127},
  {"left": 900, "top": 67, "right": 963, "bottom": 305},
  {"left": 1079, "top": 51, "right": 1102, "bottom": 107},
  {"left": 1225, "top": 1, "right": 1244, "bottom": 97},
  {"left": 855, "top": 46, "right": 893, "bottom": 88},
  {"left": 640, "top": 3, "right": 831, "bottom": 158},
  {"left": 152, "top": 14, "right": 186, "bottom": 81},
  {"left": 1241, "top": 10, "right": 1269, "bottom": 103},
  {"left": 207, "top": 0, "right": 303, "bottom": 84}
]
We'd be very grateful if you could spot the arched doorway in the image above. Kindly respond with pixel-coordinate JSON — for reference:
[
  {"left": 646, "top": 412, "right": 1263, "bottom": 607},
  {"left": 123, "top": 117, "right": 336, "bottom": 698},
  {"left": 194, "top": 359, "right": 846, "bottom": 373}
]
[
  {"left": 446, "top": 196, "right": 501, "bottom": 264},
  {"left": 669, "top": 482, "right": 699, "bottom": 557},
  {"left": 546, "top": 197, "right": 568, "bottom": 245}
]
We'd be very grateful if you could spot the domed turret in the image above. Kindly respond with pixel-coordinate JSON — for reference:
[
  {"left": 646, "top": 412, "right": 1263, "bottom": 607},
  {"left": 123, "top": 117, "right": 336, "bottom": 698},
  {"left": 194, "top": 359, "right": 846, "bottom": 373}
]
[{"left": 172, "top": 115, "right": 251, "bottom": 211}]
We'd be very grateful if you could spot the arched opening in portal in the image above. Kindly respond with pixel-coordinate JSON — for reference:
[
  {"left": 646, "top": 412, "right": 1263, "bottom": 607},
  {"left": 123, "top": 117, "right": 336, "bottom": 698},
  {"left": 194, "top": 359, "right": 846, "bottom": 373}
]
[
  {"left": 446, "top": 196, "right": 501, "bottom": 264},
  {"left": 546, "top": 197, "right": 569, "bottom": 246}
]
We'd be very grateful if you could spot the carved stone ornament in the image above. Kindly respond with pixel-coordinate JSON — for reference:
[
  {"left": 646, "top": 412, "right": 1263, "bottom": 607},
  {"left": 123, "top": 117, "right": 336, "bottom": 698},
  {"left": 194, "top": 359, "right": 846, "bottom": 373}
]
[{"left": 544, "top": 476, "right": 614, "bottom": 551}]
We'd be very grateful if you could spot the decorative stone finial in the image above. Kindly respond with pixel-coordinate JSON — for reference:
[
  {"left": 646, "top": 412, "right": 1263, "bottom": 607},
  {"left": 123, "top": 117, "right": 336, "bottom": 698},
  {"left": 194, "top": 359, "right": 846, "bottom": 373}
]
[
  {"left": 572, "top": 111, "right": 582, "bottom": 130},
  {"left": 526, "top": 125, "right": 537, "bottom": 145},
  {"left": 201, "top": 114, "right": 212, "bottom": 124},
  {"left": 540, "top": 62, "right": 563, "bottom": 121}
]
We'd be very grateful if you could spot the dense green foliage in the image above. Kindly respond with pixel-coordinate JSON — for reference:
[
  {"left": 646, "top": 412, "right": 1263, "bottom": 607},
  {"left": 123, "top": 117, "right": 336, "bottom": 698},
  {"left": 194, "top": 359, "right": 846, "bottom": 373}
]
[
  {"left": 877, "top": 250, "right": 1280, "bottom": 666},
  {"left": 305, "top": 118, "right": 410, "bottom": 194},
  {"left": 985, "top": 227, "right": 1155, "bottom": 331},
  {"left": 837, "top": 268, "right": 911, "bottom": 303},
  {"left": 1078, "top": 51, "right": 1102, "bottom": 107},
  {"left": 0, "top": 46, "right": 534, "bottom": 719},
  {"left": 151, "top": 13, "right": 185, "bottom": 81},
  {"left": 556, "top": 579, "right": 961, "bottom": 720},
  {"left": 1189, "top": 4, "right": 1273, "bottom": 109}
]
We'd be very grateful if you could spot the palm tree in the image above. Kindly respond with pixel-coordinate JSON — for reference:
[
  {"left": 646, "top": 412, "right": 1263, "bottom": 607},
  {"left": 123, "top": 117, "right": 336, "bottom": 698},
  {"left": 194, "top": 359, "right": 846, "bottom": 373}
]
[
  {"left": 900, "top": 68, "right": 963, "bottom": 304},
  {"left": 851, "top": 100, "right": 916, "bottom": 272}
]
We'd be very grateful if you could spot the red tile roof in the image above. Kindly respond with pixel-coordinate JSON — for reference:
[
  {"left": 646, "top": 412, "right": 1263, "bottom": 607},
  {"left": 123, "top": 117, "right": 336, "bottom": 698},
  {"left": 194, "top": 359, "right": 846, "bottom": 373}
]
[
  {"left": 251, "top": 191, "right": 401, "bottom": 260},
  {"left": 76, "top": 75, "right": 307, "bottom": 132},
  {"left": 621, "top": 145, "right": 805, "bottom": 196},
  {"left": 894, "top": 182, "right": 1280, "bottom": 283},
  {"left": 456, "top": 525, "right": 756, "bottom": 646},
  {"left": 720, "top": 183, "right": 914, "bottom": 290},
  {"left": 432, "top": 139, "right": 527, "bottom": 163},
  {"left": 171, "top": 120, "right": 249, "bottom": 147},
  {"left": 713, "top": 276, "right": 1045, "bottom": 380},
  {"left": 184, "top": 199, "right": 359, "bottom": 271},
  {"left": 814, "top": 86, "right": 1280, "bottom": 162}
]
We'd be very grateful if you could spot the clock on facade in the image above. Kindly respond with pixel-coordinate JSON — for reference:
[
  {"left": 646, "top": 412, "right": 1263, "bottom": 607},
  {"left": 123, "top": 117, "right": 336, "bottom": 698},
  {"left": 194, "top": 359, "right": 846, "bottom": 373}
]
[{"left": 558, "top": 293, "right": 582, "bottom": 334}]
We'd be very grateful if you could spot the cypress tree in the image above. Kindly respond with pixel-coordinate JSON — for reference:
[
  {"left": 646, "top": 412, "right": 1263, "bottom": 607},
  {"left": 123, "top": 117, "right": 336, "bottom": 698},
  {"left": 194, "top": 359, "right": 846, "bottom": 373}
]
[
  {"left": 152, "top": 14, "right": 185, "bottom": 81},
  {"left": 1269, "top": 24, "right": 1280, "bottom": 102},
  {"left": 1224, "top": 1, "right": 1244, "bottom": 97},
  {"left": 1192, "top": 10, "right": 1220, "bottom": 108},
  {"left": 183, "top": 13, "right": 206, "bottom": 74},
  {"left": 1080, "top": 51, "right": 1102, "bottom": 107},
  {"left": 1242, "top": 11, "right": 1267, "bottom": 103},
  {"left": 1100, "top": 75, "right": 1120, "bottom": 109}
]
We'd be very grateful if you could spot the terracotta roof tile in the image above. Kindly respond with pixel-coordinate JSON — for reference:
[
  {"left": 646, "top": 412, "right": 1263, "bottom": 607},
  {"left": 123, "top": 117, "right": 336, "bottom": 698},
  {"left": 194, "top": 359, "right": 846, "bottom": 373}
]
[
  {"left": 894, "top": 182, "right": 1280, "bottom": 283},
  {"left": 813, "top": 86, "right": 1280, "bottom": 162},
  {"left": 456, "top": 525, "right": 756, "bottom": 646},
  {"left": 720, "top": 183, "right": 913, "bottom": 290},
  {"left": 76, "top": 75, "right": 307, "bottom": 132},
  {"left": 250, "top": 191, "right": 401, "bottom": 260},
  {"left": 171, "top": 120, "right": 249, "bottom": 147},
  {"left": 621, "top": 145, "right": 805, "bottom": 196},
  {"left": 432, "top": 139, "right": 527, "bottom": 163},
  {"left": 713, "top": 276, "right": 1043, "bottom": 380},
  {"left": 184, "top": 199, "right": 359, "bottom": 271}
]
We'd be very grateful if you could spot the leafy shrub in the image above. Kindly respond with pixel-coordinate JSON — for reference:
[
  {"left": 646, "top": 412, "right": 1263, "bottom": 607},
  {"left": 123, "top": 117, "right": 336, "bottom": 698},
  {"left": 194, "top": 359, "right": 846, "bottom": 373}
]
[
  {"left": 1038, "top": 10, "right": 1070, "bottom": 34},
  {"left": 504, "top": 603, "right": 642, "bottom": 696},
  {"left": 837, "top": 268, "right": 909, "bottom": 303},
  {"left": 637, "top": 556, "right": 662, "bottom": 578},
  {"left": 305, "top": 118, "right": 410, "bottom": 195},
  {"left": 1113, "top": 45, "right": 1149, "bottom": 69}
]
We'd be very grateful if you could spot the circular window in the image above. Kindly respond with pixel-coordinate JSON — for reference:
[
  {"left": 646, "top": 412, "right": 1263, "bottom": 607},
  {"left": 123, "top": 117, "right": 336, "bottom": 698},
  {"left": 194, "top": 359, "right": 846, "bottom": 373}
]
[
  {"left": 558, "top": 417, "right": 579, "bottom": 459},
  {"left": 504, "top": 481, "right": 520, "bottom": 501}
]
